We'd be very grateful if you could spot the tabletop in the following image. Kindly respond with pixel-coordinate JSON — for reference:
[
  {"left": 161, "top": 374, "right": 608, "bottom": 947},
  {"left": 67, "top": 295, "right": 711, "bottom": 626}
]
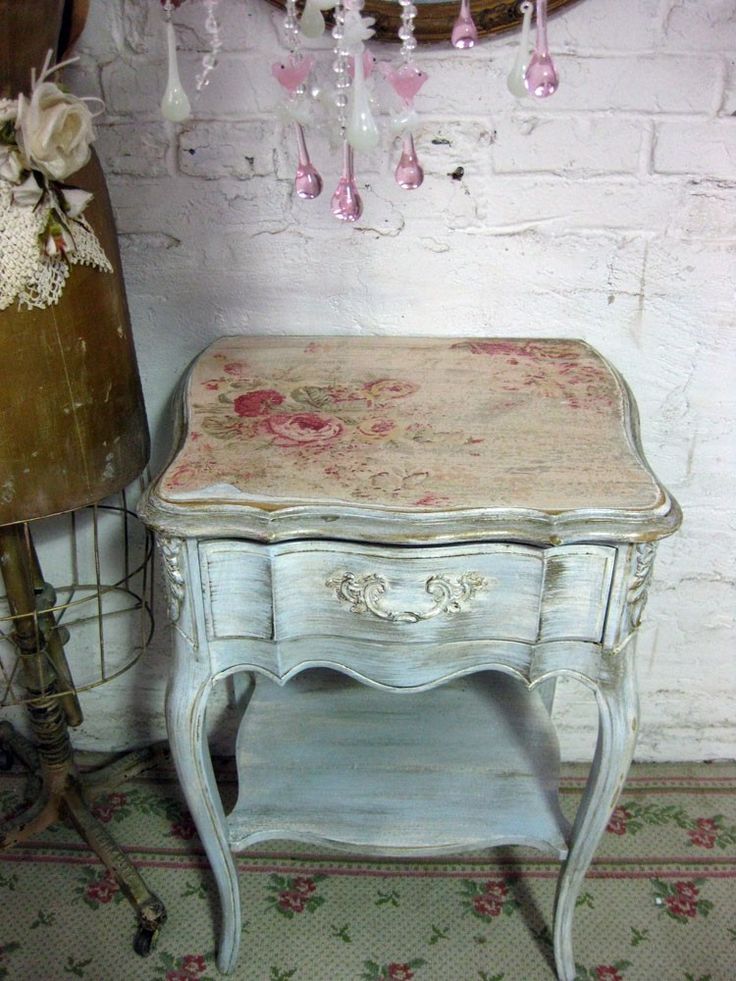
[{"left": 142, "top": 336, "right": 680, "bottom": 545}]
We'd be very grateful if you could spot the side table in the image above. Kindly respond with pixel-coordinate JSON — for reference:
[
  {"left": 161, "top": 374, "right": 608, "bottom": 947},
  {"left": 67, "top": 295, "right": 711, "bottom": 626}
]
[{"left": 139, "top": 336, "right": 680, "bottom": 979}]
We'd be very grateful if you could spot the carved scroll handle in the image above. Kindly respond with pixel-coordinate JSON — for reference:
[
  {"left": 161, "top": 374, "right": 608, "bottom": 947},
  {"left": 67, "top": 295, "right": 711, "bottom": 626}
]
[{"left": 326, "top": 570, "right": 488, "bottom": 624}]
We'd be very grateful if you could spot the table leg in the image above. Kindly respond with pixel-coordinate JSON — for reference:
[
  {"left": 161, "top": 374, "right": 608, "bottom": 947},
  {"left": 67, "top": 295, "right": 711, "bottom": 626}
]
[
  {"left": 553, "top": 647, "right": 639, "bottom": 981},
  {"left": 166, "top": 645, "right": 242, "bottom": 974}
]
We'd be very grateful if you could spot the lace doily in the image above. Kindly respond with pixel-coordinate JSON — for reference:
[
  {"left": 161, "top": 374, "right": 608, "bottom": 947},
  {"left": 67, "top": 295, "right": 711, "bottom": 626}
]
[{"left": 0, "top": 181, "right": 112, "bottom": 312}]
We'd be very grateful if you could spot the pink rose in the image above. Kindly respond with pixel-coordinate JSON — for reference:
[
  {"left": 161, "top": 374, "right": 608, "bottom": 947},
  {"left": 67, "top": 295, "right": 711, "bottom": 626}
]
[
  {"left": 674, "top": 881, "right": 699, "bottom": 902},
  {"left": 689, "top": 829, "right": 716, "bottom": 848},
  {"left": 364, "top": 379, "right": 419, "bottom": 402},
  {"left": 666, "top": 894, "right": 697, "bottom": 918},
  {"left": 170, "top": 816, "right": 197, "bottom": 840},
  {"left": 357, "top": 418, "right": 396, "bottom": 438},
  {"left": 482, "top": 879, "right": 508, "bottom": 900},
  {"left": 595, "top": 968, "right": 624, "bottom": 981},
  {"left": 278, "top": 891, "right": 306, "bottom": 913},
  {"left": 473, "top": 893, "right": 502, "bottom": 918},
  {"left": 87, "top": 875, "right": 119, "bottom": 904},
  {"left": 292, "top": 876, "right": 316, "bottom": 895},
  {"left": 260, "top": 412, "right": 343, "bottom": 447},
  {"left": 387, "top": 965, "right": 415, "bottom": 981},
  {"left": 606, "top": 806, "right": 631, "bottom": 835},
  {"left": 180, "top": 953, "right": 207, "bottom": 975},
  {"left": 234, "top": 389, "right": 284, "bottom": 417}
]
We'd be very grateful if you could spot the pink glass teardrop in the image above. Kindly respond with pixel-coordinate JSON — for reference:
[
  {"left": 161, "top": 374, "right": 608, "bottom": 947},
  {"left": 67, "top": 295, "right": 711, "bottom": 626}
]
[
  {"left": 295, "top": 163, "right": 323, "bottom": 199},
  {"left": 525, "top": 0, "right": 558, "bottom": 98},
  {"left": 395, "top": 134, "right": 423, "bottom": 190},
  {"left": 331, "top": 143, "right": 363, "bottom": 222},
  {"left": 293, "top": 123, "right": 322, "bottom": 200},
  {"left": 452, "top": 0, "right": 477, "bottom": 49},
  {"left": 524, "top": 51, "right": 559, "bottom": 97}
]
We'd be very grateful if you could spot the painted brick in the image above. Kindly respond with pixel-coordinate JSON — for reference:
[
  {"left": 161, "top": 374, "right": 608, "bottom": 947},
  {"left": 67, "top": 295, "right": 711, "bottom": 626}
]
[
  {"left": 660, "top": 0, "right": 736, "bottom": 53},
  {"left": 492, "top": 115, "right": 643, "bottom": 175},
  {"left": 537, "top": 54, "right": 720, "bottom": 114},
  {"left": 178, "top": 120, "right": 276, "bottom": 178},
  {"left": 654, "top": 119, "right": 736, "bottom": 179},
  {"left": 96, "top": 122, "right": 169, "bottom": 178}
]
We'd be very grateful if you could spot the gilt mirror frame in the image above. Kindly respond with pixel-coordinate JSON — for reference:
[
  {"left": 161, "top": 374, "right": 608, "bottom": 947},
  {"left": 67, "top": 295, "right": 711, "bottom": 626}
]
[{"left": 268, "top": 0, "right": 580, "bottom": 45}]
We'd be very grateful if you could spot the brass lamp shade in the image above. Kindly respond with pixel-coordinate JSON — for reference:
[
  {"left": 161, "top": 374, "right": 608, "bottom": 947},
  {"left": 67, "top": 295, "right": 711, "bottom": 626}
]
[{"left": 0, "top": 0, "right": 149, "bottom": 526}]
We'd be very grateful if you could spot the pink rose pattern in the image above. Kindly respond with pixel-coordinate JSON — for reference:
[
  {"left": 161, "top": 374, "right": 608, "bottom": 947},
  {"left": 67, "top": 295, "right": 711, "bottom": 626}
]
[
  {"left": 652, "top": 878, "right": 714, "bottom": 923},
  {"left": 163, "top": 339, "right": 625, "bottom": 504},
  {"left": 265, "top": 873, "right": 327, "bottom": 918},
  {"left": 460, "top": 877, "right": 518, "bottom": 921}
]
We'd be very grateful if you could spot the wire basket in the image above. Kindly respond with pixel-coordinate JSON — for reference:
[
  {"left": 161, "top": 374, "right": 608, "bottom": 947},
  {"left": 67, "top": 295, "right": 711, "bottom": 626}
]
[{"left": 0, "top": 486, "right": 154, "bottom": 710}]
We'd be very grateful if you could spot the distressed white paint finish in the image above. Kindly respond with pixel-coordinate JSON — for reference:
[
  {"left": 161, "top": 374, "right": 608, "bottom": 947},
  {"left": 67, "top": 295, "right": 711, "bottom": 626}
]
[
  {"left": 47, "top": 0, "right": 736, "bottom": 764},
  {"left": 140, "top": 335, "right": 676, "bottom": 977},
  {"left": 228, "top": 670, "right": 570, "bottom": 855}
]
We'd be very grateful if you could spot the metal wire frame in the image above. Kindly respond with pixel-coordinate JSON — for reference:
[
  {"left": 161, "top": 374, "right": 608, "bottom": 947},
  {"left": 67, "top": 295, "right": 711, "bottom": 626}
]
[{"left": 0, "top": 486, "right": 155, "bottom": 710}]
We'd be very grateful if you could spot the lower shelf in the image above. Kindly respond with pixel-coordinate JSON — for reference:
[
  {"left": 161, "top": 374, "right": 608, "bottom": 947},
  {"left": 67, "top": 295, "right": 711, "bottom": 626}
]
[{"left": 228, "top": 669, "right": 570, "bottom": 858}]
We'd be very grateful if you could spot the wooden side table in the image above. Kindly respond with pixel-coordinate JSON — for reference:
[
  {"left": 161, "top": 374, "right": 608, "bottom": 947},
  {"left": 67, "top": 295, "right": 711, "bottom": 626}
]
[{"left": 139, "top": 336, "right": 680, "bottom": 979}]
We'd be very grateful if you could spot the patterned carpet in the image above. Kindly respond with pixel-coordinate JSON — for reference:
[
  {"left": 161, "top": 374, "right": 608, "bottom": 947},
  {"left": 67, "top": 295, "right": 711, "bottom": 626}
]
[{"left": 0, "top": 760, "right": 734, "bottom": 981}]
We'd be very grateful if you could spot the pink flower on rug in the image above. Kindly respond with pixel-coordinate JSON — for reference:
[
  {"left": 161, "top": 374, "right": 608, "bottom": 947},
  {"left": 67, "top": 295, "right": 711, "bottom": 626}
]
[
  {"left": 606, "top": 805, "right": 631, "bottom": 835},
  {"left": 387, "top": 964, "right": 415, "bottom": 981},
  {"left": 166, "top": 971, "right": 194, "bottom": 981},
  {"left": 292, "top": 876, "right": 317, "bottom": 895},
  {"left": 170, "top": 815, "right": 197, "bottom": 840},
  {"left": 473, "top": 893, "right": 503, "bottom": 918},
  {"left": 180, "top": 953, "right": 207, "bottom": 975},
  {"left": 86, "top": 874, "right": 119, "bottom": 904},
  {"left": 234, "top": 389, "right": 284, "bottom": 417},
  {"left": 278, "top": 890, "right": 306, "bottom": 913},
  {"left": 689, "top": 818, "right": 719, "bottom": 848},
  {"left": 665, "top": 894, "right": 697, "bottom": 918},
  {"left": 482, "top": 879, "right": 508, "bottom": 900},
  {"left": 260, "top": 412, "right": 344, "bottom": 447},
  {"left": 674, "top": 881, "right": 700, "bottom": 903},
  {"left": 595, "top": 967, "right": 625, "bottom": 981}
]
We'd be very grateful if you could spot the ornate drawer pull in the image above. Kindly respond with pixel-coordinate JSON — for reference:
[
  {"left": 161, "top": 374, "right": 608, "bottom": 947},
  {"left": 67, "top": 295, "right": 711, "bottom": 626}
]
[{"left": 326, "top": 571, "right": 488, "bottom": 624}]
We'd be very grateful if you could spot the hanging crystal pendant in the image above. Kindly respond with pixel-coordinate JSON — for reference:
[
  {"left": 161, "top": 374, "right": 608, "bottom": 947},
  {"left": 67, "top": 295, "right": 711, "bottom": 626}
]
[
  {"left": 294, "top": 122, "right": 323, "bottom": 199},
  {"left": 331, "top": 143, "right": 363, "bottom": 222},
  {"left": 395, "top": 133, "right": 423, "bottom": 190},
  {"left": 525, "top": 0, "right": 559, "bottom": 98},
  {"left": 161, "top": 8, "right": 191, "bottom": 122},
  {"left": 507, "top": 1, "right": 533, "bottom": 98},
  {"left": 346, "top": 49, "right": 380, "bottom": 152},
  {"left": 451, "top": 0, "right": 478, "bottom": 50}
]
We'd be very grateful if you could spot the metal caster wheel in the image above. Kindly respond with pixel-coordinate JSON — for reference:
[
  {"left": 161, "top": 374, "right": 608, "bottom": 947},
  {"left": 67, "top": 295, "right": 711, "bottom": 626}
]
[{"left": 133, "top": 924, "right": 160, "bottom": 957}]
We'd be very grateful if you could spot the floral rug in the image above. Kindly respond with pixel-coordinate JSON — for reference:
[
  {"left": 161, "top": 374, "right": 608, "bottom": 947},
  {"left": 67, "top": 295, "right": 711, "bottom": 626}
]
[{"left": 0, "top": 761, "right": 734, "bottom": 981}]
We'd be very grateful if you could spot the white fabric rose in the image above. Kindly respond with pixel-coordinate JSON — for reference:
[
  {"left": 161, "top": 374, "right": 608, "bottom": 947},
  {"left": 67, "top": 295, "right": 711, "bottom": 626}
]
[
  {"left": 16, "top": 82, "right": 95, "bottom": 181},
  {"left": 0, "top": 145, "right": 24, "bottom": 183}
]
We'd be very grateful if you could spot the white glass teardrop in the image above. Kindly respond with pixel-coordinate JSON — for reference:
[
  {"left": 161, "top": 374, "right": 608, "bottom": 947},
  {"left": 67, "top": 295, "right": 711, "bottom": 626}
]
[
  {"left": 346, "top": 53, "right": 379, "bottom": 152},
  {"left": 161, "top": 18, "right": 191, "bottom": 122},
  {"left": 507, "top": 1, "right": 533, "bottom": 98},
  {"left": 300, "top": 0, "right": 326, "bottom": 39}
]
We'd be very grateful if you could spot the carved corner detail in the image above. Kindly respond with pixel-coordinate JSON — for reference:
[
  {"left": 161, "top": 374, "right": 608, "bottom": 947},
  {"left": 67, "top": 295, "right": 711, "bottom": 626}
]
[
  {"left": 159, "top": 535, "right": 186, "bottom": 623},
  {"left": 626, "top": 542, "right": 657, "bottom": 629},
  {"left": 326, "top": 570, "right": 488, "bottom": 624}
]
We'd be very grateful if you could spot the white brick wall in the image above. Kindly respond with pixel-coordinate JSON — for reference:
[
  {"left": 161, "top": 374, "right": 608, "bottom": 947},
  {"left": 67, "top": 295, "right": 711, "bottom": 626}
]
[{"left": 54, "top": 0, "right": 735, "bottom": 761}]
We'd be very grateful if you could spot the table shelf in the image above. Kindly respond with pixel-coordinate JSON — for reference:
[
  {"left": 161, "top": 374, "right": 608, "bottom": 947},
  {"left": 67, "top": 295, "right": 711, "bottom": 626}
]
[{"left": 228, "top": 669, "right": 570, "bottom": 858}]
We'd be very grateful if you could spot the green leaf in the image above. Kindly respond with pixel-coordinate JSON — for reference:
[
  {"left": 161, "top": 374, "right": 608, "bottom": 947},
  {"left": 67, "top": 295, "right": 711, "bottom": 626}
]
[{"left": 630, "top": 926, "right": 649, "bottom": 947}]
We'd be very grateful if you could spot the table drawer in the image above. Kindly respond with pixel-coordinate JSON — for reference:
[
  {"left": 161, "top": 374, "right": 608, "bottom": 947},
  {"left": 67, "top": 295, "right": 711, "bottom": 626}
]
[{"left": 272, "top": 541, "right": 615, "bottom": 646}]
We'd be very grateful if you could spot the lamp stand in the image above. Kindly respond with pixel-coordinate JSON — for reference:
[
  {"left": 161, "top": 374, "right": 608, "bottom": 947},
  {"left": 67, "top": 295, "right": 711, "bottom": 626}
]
[{"left": 0, "top": 522, "right": 167, "bottom": 956}]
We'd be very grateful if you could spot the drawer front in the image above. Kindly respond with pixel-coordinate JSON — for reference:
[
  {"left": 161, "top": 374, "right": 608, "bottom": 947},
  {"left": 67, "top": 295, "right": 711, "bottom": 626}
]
[
  {"left": 272, "top": 542, "right": 615, "bottom": 646},
  {"left": 199, "top": 541, "right": 273, "bottom": 640}
]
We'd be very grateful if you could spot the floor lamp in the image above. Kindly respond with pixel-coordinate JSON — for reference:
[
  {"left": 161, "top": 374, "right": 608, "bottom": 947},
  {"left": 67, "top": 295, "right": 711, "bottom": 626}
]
[{"left": 0, "top": 0, "right": 166, "bottom": 954}]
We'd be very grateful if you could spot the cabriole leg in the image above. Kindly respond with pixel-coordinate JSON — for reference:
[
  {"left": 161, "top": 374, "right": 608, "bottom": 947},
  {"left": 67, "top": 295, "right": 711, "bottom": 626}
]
[
  {"left": 553, "top": 648, "right": 639, "bottom": 980},
  {"left": 166, "top": 647, "right": 241, "bottom": 974}
]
